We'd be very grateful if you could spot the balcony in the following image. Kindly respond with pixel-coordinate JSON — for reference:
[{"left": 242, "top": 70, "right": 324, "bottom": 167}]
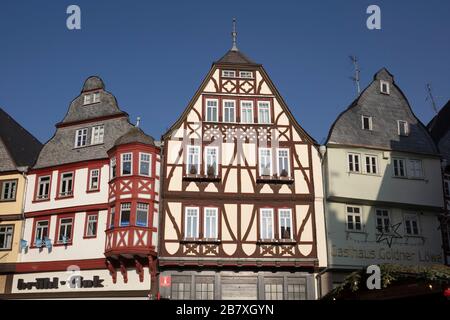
[{"left": 104, "top": 226, "right": 155, "bottom": 258}]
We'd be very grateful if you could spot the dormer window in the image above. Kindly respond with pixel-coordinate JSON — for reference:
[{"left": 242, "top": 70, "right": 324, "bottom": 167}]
[
  {"left": 91, "top": 125, "right": 104, "bottom": 145},
  {"left": 83, "top": 92, "right": 100, "bottom": 105},
  {"left": 75, "top": 128, "right": 88, "bottom": 147},
  {"left": 397, "top": 120, "right": 409, "bottom": 136},
  {"left": 380, "top": 80, "right": 390, "bottom": 94},
  {"left": 222, "top": 70, "right": 236, "bottom": 78},
  {"left": 239, "top": 71, "right": 253, "bottom": 79},
  {"left": 361, "top": 116, "right": 372, "bottom": 131}
]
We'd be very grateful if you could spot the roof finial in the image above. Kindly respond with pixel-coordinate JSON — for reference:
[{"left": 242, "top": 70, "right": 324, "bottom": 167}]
[
  {"left": 231, "top": 18, "right": 238, "bottom": 51},
  {"left": 136, "top": 116, "right": 141, "bottom": 127}
]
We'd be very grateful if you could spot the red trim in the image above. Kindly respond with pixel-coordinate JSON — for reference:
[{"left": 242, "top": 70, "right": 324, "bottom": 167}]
[
  {"left": 83, "top": 211, "right": 99, "bottom": 239},
  {"left": 55, "top": 170, "right": 75, "bottom": 200},
  {"left": 30, "top": 216, "right": 51, "bottom": 248},
  {"left": 86, "top": 167, "right": 101, "bottom": 193},
  {"left": 53, "top": 213, "right": 75, "bottom": 246},
  {"left": 25, "top": 203, "right": 109, "bottom": 218},
  {"left": 55, "top": 113, "right": 128, "bottom": 128},
  {"left": 32, "top": 173, "right": 52, "bottom": 203},
  {"left": 15, "top": 258, "right": 107, "bottom": 273}
]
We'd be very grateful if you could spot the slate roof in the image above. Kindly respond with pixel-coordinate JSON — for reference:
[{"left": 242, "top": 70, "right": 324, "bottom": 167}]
[
  {"left": 428, "top": 100, "right": 450, "bottom": 163},
  {"left": 215, "top": 49, "right": 259, "bottom": 66},
  {"left": 0, "top": 107, "right": 42, "bottom": 172},
  {"left": 327, "top": 68, "right": 438, "bottom": 155},
  {"left": 114, "top": 126, "right": 156, "bottom": 147},
  {"left": 34, "top": 76, "right": 135, "bottom": 169}
]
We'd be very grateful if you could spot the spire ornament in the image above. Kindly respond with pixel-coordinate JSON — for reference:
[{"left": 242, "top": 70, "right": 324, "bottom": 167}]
[{"left": 231, "top": 18, "right": 238, "bottom": 51}]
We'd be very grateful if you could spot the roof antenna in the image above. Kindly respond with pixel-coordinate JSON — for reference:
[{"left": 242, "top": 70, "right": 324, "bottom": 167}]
[
  {"left": 231, "top": 18, "right": 238, "bottom": 51},
  {"left": 136, "top": 116, "right": 141, "bottom": 127},
  {"left": 349, "top": 55, "right": 361, "bottom": 96},
  {"left": 426, "top": 83, "right": 439, "bottom": 114}
]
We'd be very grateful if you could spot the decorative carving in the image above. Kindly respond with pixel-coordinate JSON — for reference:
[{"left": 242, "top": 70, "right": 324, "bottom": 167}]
[{"left": 106, "top": 259, "right": 117, "bottom": 284}]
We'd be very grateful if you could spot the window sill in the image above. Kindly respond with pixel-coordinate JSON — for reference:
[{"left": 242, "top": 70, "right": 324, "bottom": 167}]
[
  {"left": 53, "top": 242, "right": 73, "bottom": 247},
  {"left": 83, "top": 235, "right": 97, "bottom": 239},
  {"left": 86, "top": 189, "right": 100, "bottom": 194},
  {"left": 183, "top": 175, "right": 221, "bottom": 182},
  {"left": 0, "top": 199, "right": 16, "bottom": 203},
  {"left": 0, "top": 248, "right": 13, "bottom": 252},
  {"left": 55, "top": 195, "right": 74, "bottom": 200},
  {"left": 345, "top": 230, "right": 367, "bottom": 234},
  {"left": 257, "top": 239, "right": 296, "bottom": 245},
  {"left": 180, "top": 238, "right": 221, "bottom": 244},
  {"left": 256, "top": 176, "right": 294, "bottom": 184},
  {"left": 32, "top": 198, "right": 50, "bottom": 203}
]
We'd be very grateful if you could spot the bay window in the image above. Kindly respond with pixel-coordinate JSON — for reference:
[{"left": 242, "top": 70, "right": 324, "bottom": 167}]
[
  {"left": 136, "top": 203, "right": 149, "bottom": 227},
  {"left": 121, "top": 153, "right": 132, "bottom": 176},
  {"left": 120, "top": 203, "right": 131, "bottom": 227},
  {"left": 139, "top": 153, "right": 151, "bottom": 176}
]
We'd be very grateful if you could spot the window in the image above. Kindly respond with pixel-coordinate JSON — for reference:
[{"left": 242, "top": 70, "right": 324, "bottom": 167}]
[
  {"left": 136, "top": 203, "right": 149, "bottom": 227},
  {"left": 393, "top": 158, "right": 406, "bottom": 177},
  {"left": 444, "top": 176, "right": 450, "bottom": 197},
  {"left": 185, "top": 207, "right": 199, "bottom": 238},
  {"left": 34, "top": 220, "right": 49, "bottom": 244},
  {"left": 172, "top": 282, "right": 191, "bottom": 300},
  {"left": 83, "top": 92, "right": 100, "bottom": 105},
  {"left": 75, "top": 128, "right": 88, "bottom": 147},
  {"left": 365, "top": 155, "right": 378, "bottom": 174},
  {"left": 258, "top": 102, "right": 271, "bottom": 124},
  {"left": 1, "top": 180, "right": 17, "bottom": 201},
  {"left": 59, "top": 172, "right": 74, "bottom": 197},
  {"left": 204, "top": 208, "right": 218, "bottom": 239},
  {"left": 36, "top": 176, "right": 51, "bottom": 200},
  {"left": 277, "top": 149, "right": 290, "bottom": 177},
  {"left": 376, "top": 209, "right": 390, "bottom": 233},
  {"left": 139, "top": 153, "right": 151, "bottom": 176},
  {"left": 205, "top": 147, "right": 218, "bottom": 176},
  {"left": 85, "top": 214, "right": 98, "bottom": 237},
  {"left": 120, "top": 203, "right": 131, "bottom": 227},
  {"left": 265, "top": 283, "right": 283, "bottom": 300},
  {"left": 346, "top": 206, "right": 362, "bottom": 231},
  {"left": 404, "top": 213, "right": 420, "bottom": 236},
  {"left": 222, "top": 70, "right": 236, "bottom": 78},
  {"left": 362, "top": 116, "right": 372, "bottom": 130},
  {"left": 397, "top": 120, "right": 409, "bottom": 136},
  {"left": 407, "top": 159, "right": 423, "bottom": 179},
  {"left": 239, "top": 71, "right": 253, "bottom": 79},
  {"left": 240, "top": 101, "right": 253, "bottom": 123},
  {"left": 121, "top": 153, "right": 132, "bottom": 176},
  {"left": 57, "top": 217, "right": 73, "bottom": 244},
  {"left": 186, "top": 146, "right": 200, "bottom": 175},
  {"left": 259, "top": 148, "right": 272, "bottom": 176},
  {"left": 110, "top": 157, "right": 116, "bottom": 180},
  {"left": 0, "top": 226, "right": 13, "bottom": 250},
  {"left": 88, "top": 169, "right": 100, "bottom": 191},
  {"left": 91, "top": 125, "right": 105, "bottom": 144},
  {"left": 279, "top": 209, "right": 293, "bottom": 239},
  {"left": 206, "top": 99, "right": 218, "bottom": 122},
  {"left": 260, "top": 209, "right": 274, "bottom": 240},
  {"left": 196, "top": 282, "right": 214, "bottom": 300},
  {"left": 223, "top": 100, "right": 235, "bottom": 123},
  {"left": 287, "top": 284, "right": 306, "bottom": 300},
  {"left": 380, "top": 80, "right": 390, "bottom": 94},
  {"left": 348, "top": 153, "right": 360, "bottom": 173},
  {"left": 109, "top": 206, "right": 115, "bottom": 228}
]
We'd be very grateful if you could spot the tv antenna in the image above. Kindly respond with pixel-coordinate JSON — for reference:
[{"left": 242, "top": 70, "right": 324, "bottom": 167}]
[
  {"left": 349, "top": 55, "right": 361, "bottom": 95},
  {"left": 426, "top": 83, "right": 439, "bottom": 114}
]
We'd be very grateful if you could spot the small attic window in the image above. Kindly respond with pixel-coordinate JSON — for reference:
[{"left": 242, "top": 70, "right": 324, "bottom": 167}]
[
  {"left": 222, "top": 70, "right": 236, "bottom": 78},
  {"left": 361, "top": 115, "right": 373, "bottom": 131},
  {"left": 239, "top": 71, "right": 253, "bottom": 79},
  {"left": 380, "top": 80, "right": 390, "bottom": 95},
  {"left": 397, "top": 120, "right": 409, "bottom": 136},
  {"left": 83, "top": 92, "right": 100, "bottom": 105}
]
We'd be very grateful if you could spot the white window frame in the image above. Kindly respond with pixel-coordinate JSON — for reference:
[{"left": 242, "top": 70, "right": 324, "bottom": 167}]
[
  {"left": 240, "top": 101, "right": 254, "bottom": 124},
  {"left": 139, "top": 152, "right": 152, "bottom": 177},
  {"left": 74, "top": 128, "right": 88, "bottom": 148},
  {"left": 407, "top": 159, "right": 424, "bottom": 179},
  {"left": 120, "top": 203, "right": 131, "bottom": 227},
  {"left": 364, "top": 154, "right": 378, "bottom": 175},
  {"left": 0, "top": 226, "right": 13, "bottom": 250},
  {"left": 397, "top": 120, "right": 409, "bottom": 136},
  {"left": 121, "top": 153, "right": 133, "bottom": 176},
  {"left": 89, "top": 168, "right": 100, "bottom": 191},
  {"left": 1, "top": 180, "right": 17, "bottom": 201},
  {"left": 277, "top": 148, "right": 290, "bottom": 177},
  {"left": 85, "top": 214, "right": 98, "bottom": 237},
  {"left": 380, "top": 80, "right": 390, "bottom": 94},
  {"left": 260, "top": 208, "right": 274, "bottom": 240},
  {"left": 186, "top": 145, "right": 201, "bottom": 175},
  {"left": 136, "top": 203, "right": 149, "bottom": 227},
  {"left": 404, "top": 213, "right": 420, "bottom": 236},
  {"left": 375, "top": 209, "right": 391, "bottom": 233},
  {"left": 361, "top": 115, "right": 372, "bottom": 130},
  {"left": 35, "top": 220, "right": 49, "bottom": 243},
  {"left": 222, "top": 70, "right": 236, "bottom": 78},
  {"left": 92, "top": 92, "right": 100, "bottom": 103},
  {"left": 57, "top": 217, "right": 73, "bottom": 243},
  {"left": 205, "top": 99, "right": 218, "bottom": 122},
  {"left": 185, "top": 207, "right": 199, "bottom": 239},
  {"left": 258, "top": 101, "right": 271, "bottom": 124},
  {"left": 278, "top": 209, "right": 293, "bottom": 240},
  {"left": 346, "top": 206, "right": 363, "bottom": 232},
  {"left": 259, "top": 148, "right": 273, "bottom": 176},
  {"left": 37, "top": 175, "right": 51, "bottom": 200},
  {"left": 109, "top": 206, "right": 115, "bottom": 229},
  {"left": 223, "top": 100, "right": 236, "bottom": 123},
  {"left": 83, "top": 92, "right": 100, "bottom": 105},
  {"left": 110, "top": 157, "right": 116, "bottom": 180},
  {"left": 204, "top": 146, "right": 219, "bottom": 176},
  {"left": 91, "top": 125, "right": 105, "bottom": 145},
  {"left": 59, "top": 172, "right": 74, "bottom": 197},
  {"left": 393, "top": 158, "right": 407, "bottom": 177},
  {"left": 204, "top": 208, "right": 218, "bottom": 239},
  {"left": 239, "top": 71, "right": 253, "bottom": 79},
  {"left": 348, "top": 153, "right": 361, "bottom": 173}
]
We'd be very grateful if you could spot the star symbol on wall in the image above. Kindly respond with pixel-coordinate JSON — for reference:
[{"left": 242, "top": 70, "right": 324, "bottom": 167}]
[{"left": 376, "top": 222, "right": 403, "bottom": 248}]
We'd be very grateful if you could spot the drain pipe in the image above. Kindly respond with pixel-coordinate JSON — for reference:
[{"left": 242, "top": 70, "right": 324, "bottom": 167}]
[{"left": 18, "top": 166, "right": 29, "bottom": 260}]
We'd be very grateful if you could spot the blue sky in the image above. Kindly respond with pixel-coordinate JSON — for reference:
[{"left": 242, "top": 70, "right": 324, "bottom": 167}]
[{"left": 0, "top": 0, "right": 449, "bottom": 144}]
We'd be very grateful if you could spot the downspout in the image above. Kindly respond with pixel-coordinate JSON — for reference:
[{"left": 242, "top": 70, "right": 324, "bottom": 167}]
[{"left": 18, "top": 166, "right": 29, "bottom": 261}]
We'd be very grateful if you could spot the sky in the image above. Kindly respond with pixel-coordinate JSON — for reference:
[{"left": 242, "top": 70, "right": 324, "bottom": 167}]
[{"left": 0, "top": 0, "right": 449, "bottom": 144}]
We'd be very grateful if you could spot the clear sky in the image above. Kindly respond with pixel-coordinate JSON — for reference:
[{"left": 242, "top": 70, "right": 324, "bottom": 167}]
[{"left": 1, "top": 0, "right": 449, "bottom": 144}]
